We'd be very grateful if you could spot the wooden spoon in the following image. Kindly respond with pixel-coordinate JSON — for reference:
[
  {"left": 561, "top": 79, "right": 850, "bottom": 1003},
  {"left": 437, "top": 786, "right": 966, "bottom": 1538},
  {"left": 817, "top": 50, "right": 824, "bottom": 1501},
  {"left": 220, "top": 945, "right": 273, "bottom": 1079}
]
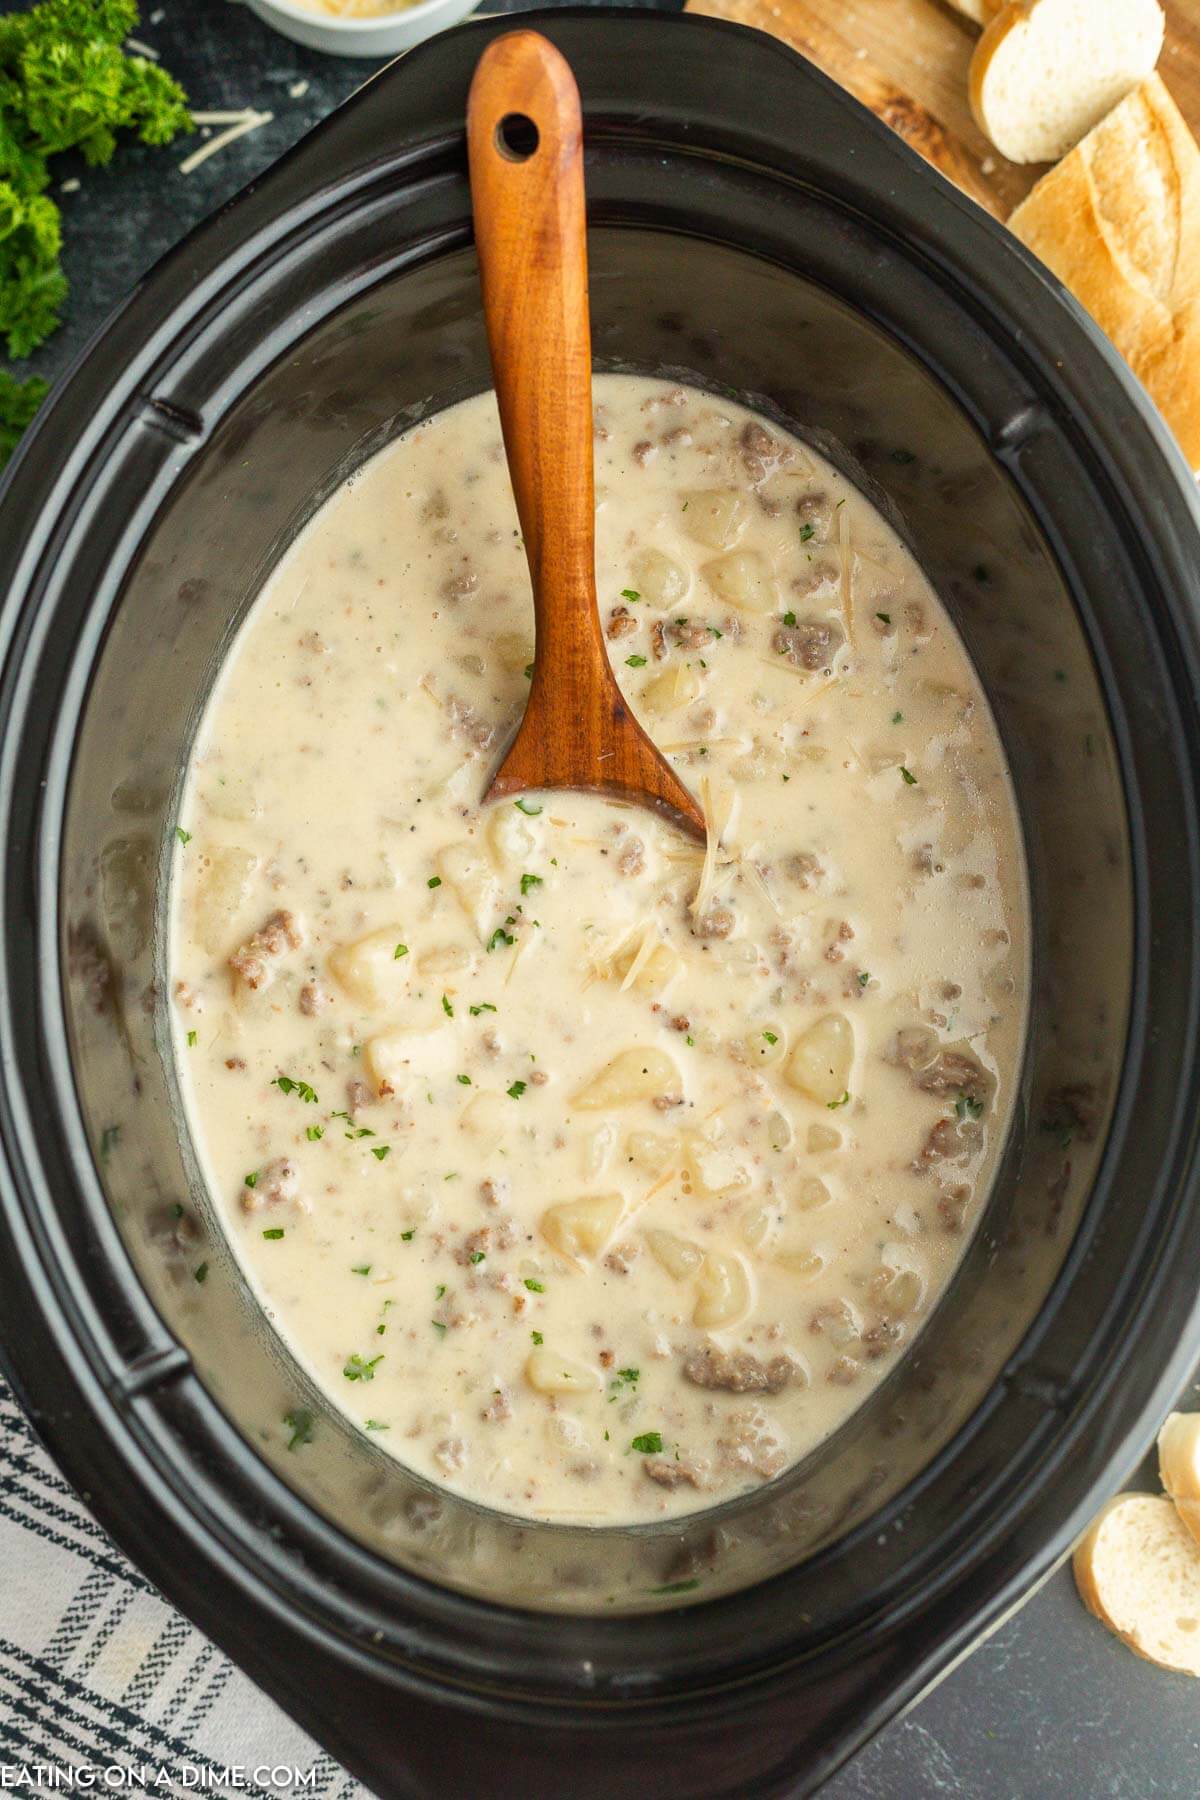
[{"left": 466, "top": 30, "right": 707, "bottom": 841}]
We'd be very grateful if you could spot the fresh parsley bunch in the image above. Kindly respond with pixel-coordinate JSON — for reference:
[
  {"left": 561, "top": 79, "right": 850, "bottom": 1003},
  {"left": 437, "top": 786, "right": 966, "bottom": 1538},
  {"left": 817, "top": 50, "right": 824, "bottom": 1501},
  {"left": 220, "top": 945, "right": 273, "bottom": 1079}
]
[{"left": 0, "top": 0, "right": 190, "bottom": 462}]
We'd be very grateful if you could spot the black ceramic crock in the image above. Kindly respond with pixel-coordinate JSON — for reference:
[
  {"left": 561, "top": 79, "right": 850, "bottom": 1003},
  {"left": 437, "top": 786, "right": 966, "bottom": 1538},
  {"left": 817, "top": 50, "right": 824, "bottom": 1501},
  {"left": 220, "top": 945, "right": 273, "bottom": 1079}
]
[{"left": 2, "top": 12, "right": 1200, "bottom": 1796}]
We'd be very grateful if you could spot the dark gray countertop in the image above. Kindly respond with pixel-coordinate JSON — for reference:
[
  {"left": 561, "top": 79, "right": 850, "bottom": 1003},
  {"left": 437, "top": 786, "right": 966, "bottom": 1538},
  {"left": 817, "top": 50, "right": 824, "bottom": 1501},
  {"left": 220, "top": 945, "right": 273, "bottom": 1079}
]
[{"left": 4, "top": 0, "right": 1199, "bottom": 1791}]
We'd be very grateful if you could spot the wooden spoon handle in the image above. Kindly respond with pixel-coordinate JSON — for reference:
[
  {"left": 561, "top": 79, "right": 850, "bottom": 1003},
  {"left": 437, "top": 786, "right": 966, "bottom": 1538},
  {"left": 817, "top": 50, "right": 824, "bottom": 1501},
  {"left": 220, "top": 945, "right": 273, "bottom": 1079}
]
[{"left": 467, "top": 31, "right": 599, "bottom": 659}]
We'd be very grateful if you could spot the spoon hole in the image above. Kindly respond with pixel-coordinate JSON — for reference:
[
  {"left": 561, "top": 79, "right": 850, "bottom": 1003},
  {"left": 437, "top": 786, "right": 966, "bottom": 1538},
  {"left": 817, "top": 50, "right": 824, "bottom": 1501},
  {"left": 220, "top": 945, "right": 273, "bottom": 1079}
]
[{"left": 496, "top": 112, "right": 540, "bottom": 161}]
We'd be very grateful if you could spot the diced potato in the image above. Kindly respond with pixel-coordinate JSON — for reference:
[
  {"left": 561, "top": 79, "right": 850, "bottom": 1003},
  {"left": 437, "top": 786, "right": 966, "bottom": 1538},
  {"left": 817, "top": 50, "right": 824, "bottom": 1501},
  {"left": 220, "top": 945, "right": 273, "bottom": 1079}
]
[
  {"left": 806, "top": 1122, "right": 842, "bottom": 1153},
  {"left": 492, "top": 631, "right": 534, "bottom": 675},
  {"left": 625, "top": 1129, "right": 680, "bottom": 1175},
  {"left": 766, "top": 1109, "right": 793, "bottom": 1152},
  {"left": 693, "top": 1250, "right": 752, "bottom": 1328},
  {"left": 879, "top": 1267, "right": 923, "bottom": 1318},
  {"left": 784, "top": 1013, "right": 854, "bottom": 1105},
  {"left": 702, "top": 550, "right": 776, "bottom": 613},
  {"left": 459, "top": 1092, "right": 511, "bottom": 1154},
  {"left": 682, "top": 489, "right": 747, "bottom": 550},
  {"left": 486, "top": 805, "right": 538, "bottom": 871},
  {"left": 365, "top": 1024, "right": 453, "bottom": 1098},
  {"left": 524, "top": 1349, "right": 601, "bottom": 1394},
  {"left": 641, "top": 663, "right": 704, "bottom": 718},
  {"left": 581, "top": 1121, "right": 616, "bottom": 1178},
  {"left": 329, "top": 927, "right": 413, "bottom": 1013},
  {"left": 776, "top": 1247, "right": 825, "bottom": 1279},
  {"left": 572, "top": 1047, "right": 681, "bottom": 1110},
  {"left": 631, "top": 547, "right": 690, "bottom": 608},
  {"left": 743, "top": 1023, "right": 786, "bottom": 1066},
  {"left": 419, "top": 942, "right": 473, "bottom": 976},
  {"left": 194, "top": 845, "right": 258, "bottom": 955},
  {"left": 795, "top": 1175, "right": 833, "bottom": 1212},
  {"left": 682, "top": 1128, "right": 751, "bottom": 1198},
  {"left": 437, "top": 840, "right": 502, "bottom": 942},
  {"left": 741, "top": 1204, "right": 777, "bottom": 1252},
  {"left": 541, "top": 1193, "right": 623, "bottom": 1261},
  {"left": 611, "top": 934, "right": 683, "bottom": 994},
  {"left": 203, "top": 773, "right": 260, "bottom": 822},
  {"left": 645, "top": 1228, "right": 704, "bottom": 1280}
]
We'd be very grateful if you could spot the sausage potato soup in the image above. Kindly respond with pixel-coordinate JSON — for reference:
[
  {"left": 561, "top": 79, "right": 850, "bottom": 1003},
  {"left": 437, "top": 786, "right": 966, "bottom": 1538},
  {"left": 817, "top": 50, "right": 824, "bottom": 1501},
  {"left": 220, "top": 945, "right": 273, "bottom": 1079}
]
[{"left": 171, "top": 376, "right": 1028, "bottom": 1525}]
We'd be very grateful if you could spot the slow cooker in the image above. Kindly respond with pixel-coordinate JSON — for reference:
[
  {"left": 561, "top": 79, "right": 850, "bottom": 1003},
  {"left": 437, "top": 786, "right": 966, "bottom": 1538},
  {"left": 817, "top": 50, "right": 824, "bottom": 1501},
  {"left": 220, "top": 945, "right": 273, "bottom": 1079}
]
[{"left": 1, "top": 12, "right": 1199, "bottom": 1795}]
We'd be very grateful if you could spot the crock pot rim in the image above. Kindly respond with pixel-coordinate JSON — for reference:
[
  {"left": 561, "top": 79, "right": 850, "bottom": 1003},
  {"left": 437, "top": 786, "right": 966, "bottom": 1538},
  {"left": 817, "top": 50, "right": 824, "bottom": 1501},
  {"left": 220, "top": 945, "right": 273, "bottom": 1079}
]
[{"left": 1, "top": 12, "right": 1199, "bottom": 1794}]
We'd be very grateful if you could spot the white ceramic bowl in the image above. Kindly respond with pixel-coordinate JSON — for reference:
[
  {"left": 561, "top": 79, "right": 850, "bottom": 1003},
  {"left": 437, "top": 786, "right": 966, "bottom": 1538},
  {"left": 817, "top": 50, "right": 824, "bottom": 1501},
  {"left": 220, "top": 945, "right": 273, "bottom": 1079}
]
[{"left": 245, "top": 0, "right": 478, "bottom": 58}]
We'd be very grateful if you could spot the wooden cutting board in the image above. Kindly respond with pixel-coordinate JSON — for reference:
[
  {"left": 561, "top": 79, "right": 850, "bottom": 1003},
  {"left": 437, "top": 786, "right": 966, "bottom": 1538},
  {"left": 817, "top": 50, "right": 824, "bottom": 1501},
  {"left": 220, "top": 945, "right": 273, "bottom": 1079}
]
[{"left": 681, "top": 0, "right": 1200, "bottom": 220}]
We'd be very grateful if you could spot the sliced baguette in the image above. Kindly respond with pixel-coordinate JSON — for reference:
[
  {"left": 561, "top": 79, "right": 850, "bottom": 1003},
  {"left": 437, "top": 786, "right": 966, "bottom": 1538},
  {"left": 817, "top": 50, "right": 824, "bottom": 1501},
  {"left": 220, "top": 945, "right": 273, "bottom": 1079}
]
[
  {"left": 1159, "top": 1413, "right": 1200, "bottom": 1548},
  {"left": 970, "top": 0, "right": 1165, "bottom": 164},
  {"left": 1009, "top": 76, "right": 1200, "bottom": 471},
  {"left": 1074, "top": 1493, "right": 1200, "bottom": 1675}
]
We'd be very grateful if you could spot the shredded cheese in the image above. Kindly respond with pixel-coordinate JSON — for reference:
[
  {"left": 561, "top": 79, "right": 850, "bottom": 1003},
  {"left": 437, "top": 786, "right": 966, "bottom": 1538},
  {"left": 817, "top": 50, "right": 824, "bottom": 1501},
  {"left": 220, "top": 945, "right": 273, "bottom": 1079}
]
[{"left": 180, "top": 110, "right": 274, "bottom": 176}]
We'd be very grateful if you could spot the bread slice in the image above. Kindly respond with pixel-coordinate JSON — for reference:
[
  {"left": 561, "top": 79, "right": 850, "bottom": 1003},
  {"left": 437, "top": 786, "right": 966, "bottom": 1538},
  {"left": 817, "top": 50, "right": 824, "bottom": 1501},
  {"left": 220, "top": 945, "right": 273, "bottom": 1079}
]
[
  {"left": 1074, "top": 1493, "right": 1200, "bottom": 1674},
  {"left": 1009, "top": 75, "right": 1200, "bottom": 471},
  {"left": 970, "top": 0, "right": 1165, "bottom": 164},
  {"left": 1159, "top": 1413, "right": 1200, "bottom": 1547}
]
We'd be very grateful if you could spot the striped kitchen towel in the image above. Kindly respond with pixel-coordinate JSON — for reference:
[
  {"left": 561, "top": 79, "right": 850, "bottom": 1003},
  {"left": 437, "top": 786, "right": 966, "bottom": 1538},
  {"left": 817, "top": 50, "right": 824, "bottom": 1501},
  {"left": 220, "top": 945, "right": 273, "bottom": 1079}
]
[{"left": 0, "top": 1379, "right": 364, "bottom": 1796}]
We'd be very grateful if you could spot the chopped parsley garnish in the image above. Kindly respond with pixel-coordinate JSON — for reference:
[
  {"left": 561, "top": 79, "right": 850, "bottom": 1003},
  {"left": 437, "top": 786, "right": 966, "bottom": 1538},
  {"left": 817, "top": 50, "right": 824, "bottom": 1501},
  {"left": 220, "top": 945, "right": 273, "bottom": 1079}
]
[
  {"left": 352, "top": 1263, "right": 372, "bottom": 1276},
  {"left": 762, "top": 1030, "right": 779, "bottom": 1046},
  {"left": 431, "top": 1320, "right": 447, "bottom": 1335},
  {"left": 514, "top": 798, "right": 542, "bottom": 816},
  {"left": 955, "top": 1094, "right": 984, "bottom": 1122},
  {"left": 469, "top": 1251, "right": 486, "bottom": 1264},
  {"left": 507, "top": 1080, "right": 527, "bottom": 1099},
  {"left": 876, "top": 611, "right": 891, "bottom": 625},
  {"left": 857, "top": 971, "right": 870, "bottom": 988},
  {"left": 625, "top": 654, "right": 647, "bottom": 668},
  {"left": 273, "top": 1075, "right": 319, "bottom": 1104},
  {"left": 798, "top": 523, "right": 816, "bottom": 543},
  {"left": 827, "top": 1091, "right": 851, "bottom": 1110},
  {"left": 284, "top": 1408, "right": 314, "bottom": 1451},
  {"left": 365, "top": 1419, "right": 389, "bottom": 1431},
  {"left": 435, "top": 1284, "right": 446, "bottom": 1298},
  {"left": 524, "top": 663, "right": 534, "bottom": 681},
  {"left": 523, "top": 1277, "right": 545, "bottom": 1293},
  {"left": 457, "top": 1073, "right": 472, "bottom": 1086},
  {"left": 892, "top": 710, "right": 903, "bottom": 724},
  {"left": 174, "top": 826, "right": 191, "bottom": 846},
  {"left": 186, "top": 1030, "right": 197, "bottom": 1048},
  {"left": 427, "top": 875, "right": 442, "bottom": 888},
  {"left": 344, "top": 1125, "right": 375, "bottom": 1140},
  {"left": 243, "top": 1171, "right": 259, "bottom": 1189},
  {"left": 620, "top": 588, "right": 641, "bottom": 602},
  {"left": 262, "top": 1227, "right": 284, "bottom": 1240},
  {"left": 470, "top": 1001, "right": 497, "bottom": 1016},
  {"left": 631, "top": 1431, "right": 663, "bottom": 1455},
  {"left": 393, "top": 942, "right": 409, "bottom": 959},
  {"left": 650, "top": 1578, "right": 700, "bottom": 1595},
  {"left": 193, "top": 1262, "right": 209, "bottom": 1284},
  {"left": 401, "top": 1229, "right": 415, "bottom": 1242},
  {"left": 306, "top": 1124, "right": 324, "bottom": 1141},
  {"left": 899, "top": 766, "right": 918, "bottom": 786},
  {"left": 442, "top": 993, "right": 454, "bottom": 1017},
  {"left": 782, "top": 610, "right": 797, "bottom": 628},
  {"left": 531, "top": 1330, "right": 544, "bottom": 1345},
  {"left": 685, "top": 1034, "right": 695, "bottom": 1046},
  {"left": 520, "top": 873, "right": 543, "bottom": 895},
  {"left": 611, "top": 1367, "right": 639, "bottom": 1390},
  {"left": 370, "top": 1145, "right": 391, "bottom": 1161},
  {"left": 343, "top": 1353, "right": 383, "bottom": 1382},
  {"left": 487, "top": 927, "right": 515, "bottom": 953}
]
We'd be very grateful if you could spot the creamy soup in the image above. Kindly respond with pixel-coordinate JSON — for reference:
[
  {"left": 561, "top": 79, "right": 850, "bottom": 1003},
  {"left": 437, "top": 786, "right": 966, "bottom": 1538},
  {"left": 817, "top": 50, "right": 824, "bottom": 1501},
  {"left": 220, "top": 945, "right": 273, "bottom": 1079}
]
[{"left": 171, "top": 376, "right": 1028, "bottom": 1526}]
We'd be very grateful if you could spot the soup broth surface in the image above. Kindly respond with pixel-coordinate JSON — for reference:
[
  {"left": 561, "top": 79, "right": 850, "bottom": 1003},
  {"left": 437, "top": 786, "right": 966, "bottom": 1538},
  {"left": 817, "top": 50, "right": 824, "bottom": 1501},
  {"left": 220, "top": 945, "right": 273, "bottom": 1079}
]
[{"left": 172, "top": 376, "right": 1027, "bottom": 1525}]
